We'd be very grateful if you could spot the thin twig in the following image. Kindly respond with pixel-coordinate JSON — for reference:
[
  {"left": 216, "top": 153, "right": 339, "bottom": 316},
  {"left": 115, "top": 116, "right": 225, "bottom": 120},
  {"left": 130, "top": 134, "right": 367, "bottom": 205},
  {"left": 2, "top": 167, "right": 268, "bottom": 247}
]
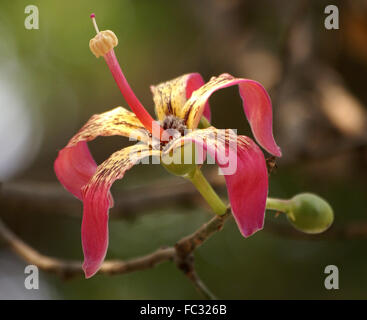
[
  {"left": 175, "top": 209, "right": 231, "bottom": 256},
  {"left": 185, "top": 269, "right": 217, "bottom": 300},
  {"left": 0, "top": 211, "right": 230, "bottom": 298},
  {"left": 173, "top": 209, "right": 231, "bottom": 299},
  {"left": 0, "top": 217, "right": 175, "bottom": 278}
]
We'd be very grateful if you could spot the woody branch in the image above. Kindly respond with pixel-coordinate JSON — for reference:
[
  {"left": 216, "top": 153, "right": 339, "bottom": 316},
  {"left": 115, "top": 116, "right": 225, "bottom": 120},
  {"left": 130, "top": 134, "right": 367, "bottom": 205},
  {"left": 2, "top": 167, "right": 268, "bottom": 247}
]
[
  {"left": 0, "top": 202, "right": 230, "bottom": 299},
  {"left": 1, "top": 177, "right": 367, "bottom": 239}
]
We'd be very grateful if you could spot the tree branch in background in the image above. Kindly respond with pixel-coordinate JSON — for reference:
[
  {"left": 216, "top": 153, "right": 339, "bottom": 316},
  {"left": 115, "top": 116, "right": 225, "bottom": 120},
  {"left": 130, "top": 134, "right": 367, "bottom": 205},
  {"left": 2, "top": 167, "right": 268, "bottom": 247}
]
[
  {"left": 0, "top": 173, "right": 225, "bottom": 219},
  {"left": 1, "top": 171, "right": 367, "bottom": 301},
  {"left": 0, "top": 209, "right": 230, "bottom": 299},
  {"left": 2, "top": 176, "right": 367, "bottom": 239}
]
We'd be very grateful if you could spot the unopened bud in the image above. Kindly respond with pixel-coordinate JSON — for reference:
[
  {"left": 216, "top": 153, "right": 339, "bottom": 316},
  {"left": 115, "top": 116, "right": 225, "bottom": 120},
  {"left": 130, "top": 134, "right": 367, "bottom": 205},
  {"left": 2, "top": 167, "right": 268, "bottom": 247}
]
[{"left": 286, "top": 193, "right": 334, "bottom": 234}]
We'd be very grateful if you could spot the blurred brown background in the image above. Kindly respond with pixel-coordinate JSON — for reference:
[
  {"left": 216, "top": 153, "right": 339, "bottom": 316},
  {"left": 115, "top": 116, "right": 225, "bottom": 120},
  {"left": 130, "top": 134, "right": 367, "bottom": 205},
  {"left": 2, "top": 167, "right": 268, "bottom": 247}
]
[{"left": 0, "top": 0, "right": 366, "bottom": 299}]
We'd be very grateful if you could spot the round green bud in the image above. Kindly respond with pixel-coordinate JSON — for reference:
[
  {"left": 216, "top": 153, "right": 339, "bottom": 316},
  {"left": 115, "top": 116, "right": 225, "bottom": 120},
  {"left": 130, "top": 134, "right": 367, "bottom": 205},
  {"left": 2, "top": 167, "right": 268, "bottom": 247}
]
[
  {"left": 161, "top": 142, "right": 197, "bottom": 177},
  {"left": 286, "top": 193, "right": 334, "bottom": 234}
]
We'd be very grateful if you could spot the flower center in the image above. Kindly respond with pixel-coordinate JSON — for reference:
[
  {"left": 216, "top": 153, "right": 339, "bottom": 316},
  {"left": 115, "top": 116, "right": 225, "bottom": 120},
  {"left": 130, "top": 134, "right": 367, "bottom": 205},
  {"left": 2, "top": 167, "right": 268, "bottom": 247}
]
[
  {"left": 162, "top": 115, "right": 187, "bottom": 135},
  {"left": 156, "top": 115, "right": 188, "bottom": 150}
]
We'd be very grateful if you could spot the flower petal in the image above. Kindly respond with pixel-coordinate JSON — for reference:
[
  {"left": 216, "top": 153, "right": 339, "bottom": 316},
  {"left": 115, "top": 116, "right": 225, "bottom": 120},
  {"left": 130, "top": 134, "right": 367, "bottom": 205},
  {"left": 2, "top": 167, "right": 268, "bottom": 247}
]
[
  {"left": 150, "top": 73, "right": 210, "bottom": 122},
  {"left": 81, "top": 144, "right": 161, "bottom": 278},
  {"left": 54, "top": 141, "right": 97, "bottom": 200},
  {"left": 66, "top": 106, "right": 151, "bottom": 146},
  {"left": 181, "top": 73, "right": 281, "bottom": 157},
  {"left": 54, "top": 106, "right": 151, "bottom": 200},
  {"left": 164, "top": 127, "right": 268, "bottom": 237}
]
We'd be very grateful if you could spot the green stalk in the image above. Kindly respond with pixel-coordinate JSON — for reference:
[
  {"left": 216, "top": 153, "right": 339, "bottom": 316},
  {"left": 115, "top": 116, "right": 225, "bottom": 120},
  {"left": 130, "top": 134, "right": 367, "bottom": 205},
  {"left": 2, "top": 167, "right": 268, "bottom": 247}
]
[
  {"left": 266, "top": 198, "right": 291, "bottom": 214},
  {"left": 187, "top": 166, "right": 292, "bottom": 217},
  {"left": 187, "top": 167, "right": 227, "bottom": 215},
  {"left": 186, "top": 169, "right": 334, "bottom": 235}
]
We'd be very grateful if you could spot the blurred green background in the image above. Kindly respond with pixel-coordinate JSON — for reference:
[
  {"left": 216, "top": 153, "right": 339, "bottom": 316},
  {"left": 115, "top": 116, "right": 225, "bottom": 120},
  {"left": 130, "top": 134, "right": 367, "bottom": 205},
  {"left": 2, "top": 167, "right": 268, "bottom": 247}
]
[{"left": 0, "top": 0, "right": 366, "bottom": 299}]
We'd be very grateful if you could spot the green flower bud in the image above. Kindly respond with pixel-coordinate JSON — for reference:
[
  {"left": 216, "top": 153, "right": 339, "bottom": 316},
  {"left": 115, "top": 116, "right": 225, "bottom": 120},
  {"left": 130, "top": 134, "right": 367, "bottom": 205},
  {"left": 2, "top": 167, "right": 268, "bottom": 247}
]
[{"left": 286, "top": 193, "right": 334, "bottom": 234}]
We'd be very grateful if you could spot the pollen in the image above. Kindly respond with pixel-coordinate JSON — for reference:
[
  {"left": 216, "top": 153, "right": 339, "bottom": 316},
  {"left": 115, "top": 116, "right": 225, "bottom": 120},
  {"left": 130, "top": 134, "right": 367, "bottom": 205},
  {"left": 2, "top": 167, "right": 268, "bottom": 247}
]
[{"left": 89, "top": 14, "right": 118, "bottom": 58}]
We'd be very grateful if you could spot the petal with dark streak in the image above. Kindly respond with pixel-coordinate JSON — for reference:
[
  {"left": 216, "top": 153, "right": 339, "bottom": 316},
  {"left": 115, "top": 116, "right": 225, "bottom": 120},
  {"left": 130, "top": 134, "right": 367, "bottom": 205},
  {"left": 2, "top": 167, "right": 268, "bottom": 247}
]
[
  {"left": 81, "top": 144, "right": 161, "bottom": 278},
  {"left": 180, "top": 73, "right": 281, "bottom": 157},
  {"left": 164, "top": 127, "right": 268, "bottom": 237},
  {"left": 54, "top": 106, "right": 151, "bottom": 200},
  {"left": 150, "top": 73, "right": 210, "bottom": 122}
]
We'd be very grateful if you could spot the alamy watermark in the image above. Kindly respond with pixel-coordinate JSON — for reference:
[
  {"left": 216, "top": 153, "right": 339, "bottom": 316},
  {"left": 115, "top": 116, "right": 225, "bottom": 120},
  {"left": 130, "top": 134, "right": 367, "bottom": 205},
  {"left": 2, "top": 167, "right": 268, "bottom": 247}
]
[
  {"left": 324, "top": 5, "right": 339, "bottom": 30},
  {"left": 24, "top": 265, "right": 39, "bottom": 290},
  {"left": 324, "top": 265, "right": 339, "bottom": 290},
  {"left": 24, "top": 5, "right": 39, "bottom": 30}
]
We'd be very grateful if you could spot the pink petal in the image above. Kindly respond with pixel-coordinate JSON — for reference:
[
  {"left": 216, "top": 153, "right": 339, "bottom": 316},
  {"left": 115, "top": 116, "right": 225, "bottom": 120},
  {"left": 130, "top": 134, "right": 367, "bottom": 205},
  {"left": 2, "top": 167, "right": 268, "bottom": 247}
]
[
  {"left": 81, "top": 180, "right": 110, "bottom": 278},
  {"left": 54, "top": 141, "right": 97, "bottom": 200},
  {"left": 238, "top": 79, "right": 281, "bottom": 157},
  {"left": 223, "top": 137, "right": 268, "bottom": 236},
  {"left": 183, "top": 74, "right": 281, "bottom": 157},
  {"left": 54, "top": 107, "right": 150, "bottom": 202},
  {"left": 167, "top": 128, "right": 268, "bottom": 237},
  {"left": 81, "top": 145, "right": 161, "bottom": 278}
]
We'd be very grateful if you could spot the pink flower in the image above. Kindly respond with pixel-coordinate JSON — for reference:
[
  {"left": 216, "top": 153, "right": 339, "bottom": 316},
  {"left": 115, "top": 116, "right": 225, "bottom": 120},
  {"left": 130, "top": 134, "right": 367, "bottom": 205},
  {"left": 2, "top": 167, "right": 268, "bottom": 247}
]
[{"left": 54, "top": 16, "right": 281, "bottom": 278}]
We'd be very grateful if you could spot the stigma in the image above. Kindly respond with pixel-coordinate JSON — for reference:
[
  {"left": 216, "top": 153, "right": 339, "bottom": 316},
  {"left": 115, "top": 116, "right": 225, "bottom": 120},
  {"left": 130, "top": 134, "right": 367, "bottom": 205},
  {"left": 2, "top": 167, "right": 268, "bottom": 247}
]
[{"left": 89, "top": 13, "right": 117, "bottom": 58}]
